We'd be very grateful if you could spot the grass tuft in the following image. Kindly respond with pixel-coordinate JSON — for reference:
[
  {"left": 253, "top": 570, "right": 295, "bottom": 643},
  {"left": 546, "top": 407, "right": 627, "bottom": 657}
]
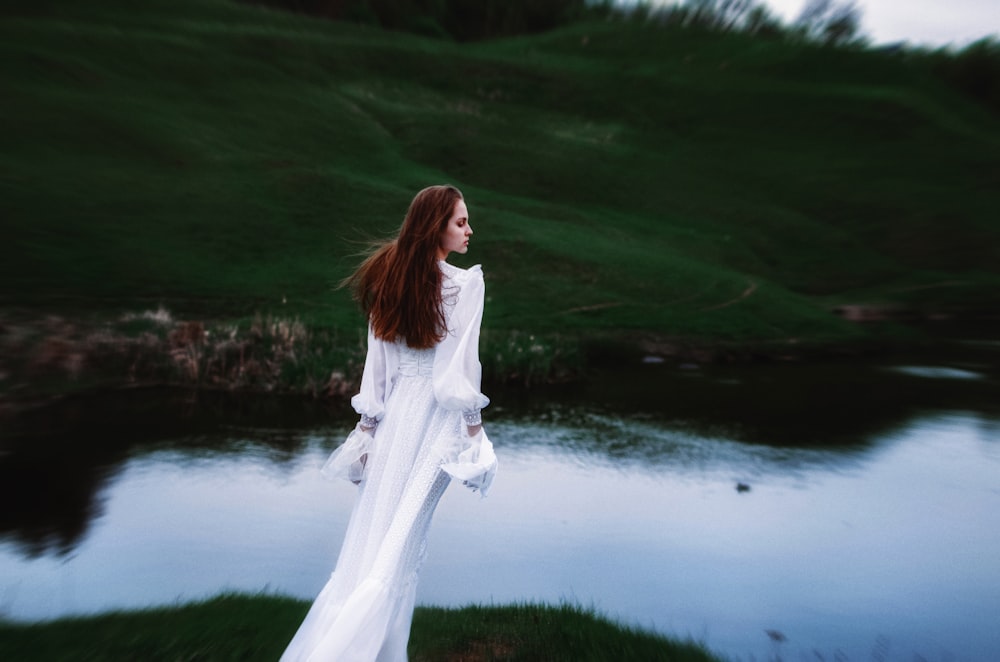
[{"left": 0, "top": 594, "right": 723, "bottom": 661}]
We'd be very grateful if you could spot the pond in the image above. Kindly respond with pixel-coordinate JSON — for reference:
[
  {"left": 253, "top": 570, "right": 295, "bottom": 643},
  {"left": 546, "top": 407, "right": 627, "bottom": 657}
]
[{"left": 2, "top": 345, "right": 1000, "bottom": 661}]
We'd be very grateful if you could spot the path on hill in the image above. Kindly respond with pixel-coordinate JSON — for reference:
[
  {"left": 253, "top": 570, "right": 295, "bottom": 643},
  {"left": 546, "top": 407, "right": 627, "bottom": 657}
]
[{"left": 701, "top": 280, "right": 758, "bottom": 311}]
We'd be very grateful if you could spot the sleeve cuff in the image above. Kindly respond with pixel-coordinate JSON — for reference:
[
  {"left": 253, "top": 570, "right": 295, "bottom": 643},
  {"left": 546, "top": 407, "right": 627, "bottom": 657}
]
[
  {"left": 321, "top": 426, "right": 374, "bottom": 484},
  {"left": 440, "top": 428, "right": 497, "bottom": 498}
]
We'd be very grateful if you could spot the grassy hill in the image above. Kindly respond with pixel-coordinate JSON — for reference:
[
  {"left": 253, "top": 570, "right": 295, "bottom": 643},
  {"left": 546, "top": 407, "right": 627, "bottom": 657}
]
[{"left": 2, "top": 0, "right": 999, "bottom": 390}]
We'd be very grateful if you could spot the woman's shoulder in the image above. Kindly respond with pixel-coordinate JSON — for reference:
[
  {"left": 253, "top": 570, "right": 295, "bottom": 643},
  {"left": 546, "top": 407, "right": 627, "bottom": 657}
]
[{"left": 439, "top": 261, "right": 484, "bottom": 284}]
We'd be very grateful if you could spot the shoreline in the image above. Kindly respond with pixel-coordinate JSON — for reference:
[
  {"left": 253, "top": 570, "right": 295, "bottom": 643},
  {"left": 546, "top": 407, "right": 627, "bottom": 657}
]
[{"left": 2, "top": 305, "right": 996, "bottom": 420}]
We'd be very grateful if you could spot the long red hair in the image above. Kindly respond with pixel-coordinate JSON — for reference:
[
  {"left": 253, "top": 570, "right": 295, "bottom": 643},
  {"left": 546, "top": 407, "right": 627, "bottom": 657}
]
[{"left": 343, "top": 185, "right": 463, "bottom": 349}]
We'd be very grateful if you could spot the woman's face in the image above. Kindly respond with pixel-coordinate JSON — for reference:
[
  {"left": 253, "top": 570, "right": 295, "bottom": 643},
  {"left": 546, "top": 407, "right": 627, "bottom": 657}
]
[{"left": 436, "top": 198, "right": 472, "bottom": 260}]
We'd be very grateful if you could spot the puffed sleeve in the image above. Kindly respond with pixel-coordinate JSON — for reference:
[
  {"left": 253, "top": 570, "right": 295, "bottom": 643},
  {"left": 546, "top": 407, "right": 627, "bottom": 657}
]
[
  {"left": 323, "top": 324, "right": 392, "bottom": 484},
  {"left": 432, "top": 267, "right": 491, "bottom": 414},
  {"left": 350, "top": 324, "right": 392, "bottom": 422}
]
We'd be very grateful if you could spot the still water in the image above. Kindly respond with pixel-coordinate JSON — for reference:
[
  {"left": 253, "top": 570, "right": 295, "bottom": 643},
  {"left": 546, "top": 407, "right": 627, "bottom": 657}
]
[{"left": 2, "top": 351, "right": 1000, "bottom": 661}]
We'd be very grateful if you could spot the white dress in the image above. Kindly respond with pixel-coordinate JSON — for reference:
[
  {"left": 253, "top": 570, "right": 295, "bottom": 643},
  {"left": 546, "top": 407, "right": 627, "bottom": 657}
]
[{"left": 280, "top": 261, "right": 497, "bottom": 662}]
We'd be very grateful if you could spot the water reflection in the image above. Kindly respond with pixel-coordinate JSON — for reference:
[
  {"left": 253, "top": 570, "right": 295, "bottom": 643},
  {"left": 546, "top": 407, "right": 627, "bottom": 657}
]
[
  {"left": 2, "top": 409, "right": 998, "bottom": 660},
  {"left": 0, "top": 446, "right": 119, "bottom": 558},
  {"left": 1, "top": 355, "right": 1000, "bottom": 660},
  {"left": 888, "top": 365, "right": 984, "bottom": 380},
  {"left": 490, "top": 412, "right": 859, "bottom": 477},
  {"left": 0, "top": 388, "right": 350, "bottom": 557},
  {"left": 501, "top": 355, "right": 1000, "bottom": 449},
  {"left": 2, "top": 355, "right": 999, "bottom": 559}
]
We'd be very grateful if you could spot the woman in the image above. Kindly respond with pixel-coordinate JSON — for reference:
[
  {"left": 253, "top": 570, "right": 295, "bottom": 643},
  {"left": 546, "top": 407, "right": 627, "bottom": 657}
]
[{"left": 281, "top": 185, "right": 497, "bottom": 661}]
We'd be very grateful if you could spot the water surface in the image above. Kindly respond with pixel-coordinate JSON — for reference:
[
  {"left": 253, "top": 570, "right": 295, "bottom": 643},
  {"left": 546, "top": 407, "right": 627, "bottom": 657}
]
[{"left": 2, "top": 353, "right": 999, "bottom": 661}]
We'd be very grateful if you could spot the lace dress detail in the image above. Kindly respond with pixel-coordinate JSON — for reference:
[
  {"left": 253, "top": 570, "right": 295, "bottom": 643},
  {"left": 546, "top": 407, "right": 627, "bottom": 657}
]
[
  {"left": 281, "top": 262, "right": 496, "bottom": 662},
  {"left": 397, "top": 344, "right": 435, "bottom": 377}
]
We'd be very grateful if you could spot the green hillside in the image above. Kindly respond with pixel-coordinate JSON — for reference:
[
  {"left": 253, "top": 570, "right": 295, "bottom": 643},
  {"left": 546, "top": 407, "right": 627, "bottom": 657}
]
[{"left": 2, "top": 0, "right": 999, "bottom": 380}]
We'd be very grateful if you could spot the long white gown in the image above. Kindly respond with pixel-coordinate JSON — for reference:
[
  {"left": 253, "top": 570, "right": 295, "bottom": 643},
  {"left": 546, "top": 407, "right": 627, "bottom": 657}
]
[{"left": 280, "top": 261, "right": 497, "bottom": 662}]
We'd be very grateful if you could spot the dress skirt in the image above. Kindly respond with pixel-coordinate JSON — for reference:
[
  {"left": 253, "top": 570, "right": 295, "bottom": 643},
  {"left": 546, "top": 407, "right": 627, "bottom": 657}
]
[{"left": 280, "top": 370, "right": 459, "bottom": 662}]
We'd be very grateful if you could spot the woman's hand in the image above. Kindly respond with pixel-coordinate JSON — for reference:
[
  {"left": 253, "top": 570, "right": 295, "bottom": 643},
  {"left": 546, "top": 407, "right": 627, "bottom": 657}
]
[
  {"left": 352, "top": 453, "right": 368, "bottom": 485},
  {"left": 462, "top": 410, "right": 482, "bottom": 438},
  {"left": 360, "top": 414, "right": 378, "bottom": 435}
]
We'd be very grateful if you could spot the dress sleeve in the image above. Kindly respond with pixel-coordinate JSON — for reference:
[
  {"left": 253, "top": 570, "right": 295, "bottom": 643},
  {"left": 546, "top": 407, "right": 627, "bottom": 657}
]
[
  {"left": 350, "top": 324, "right": 391, "bottom": 422},
  {"left": 432, "top": 268, "right": 490, "bottom": 414},
  {"left": 323, "top": 324, "right": 389, "bottom": 485}
]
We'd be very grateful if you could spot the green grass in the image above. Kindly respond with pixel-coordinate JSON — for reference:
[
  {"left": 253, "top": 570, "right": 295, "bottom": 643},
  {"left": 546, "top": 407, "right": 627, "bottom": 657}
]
[
  {"left": 2, "top": 0, "right": 999, "bottom": 362},
  {"left": 0, "top": 594, "right": 722, "bottom": 661}
]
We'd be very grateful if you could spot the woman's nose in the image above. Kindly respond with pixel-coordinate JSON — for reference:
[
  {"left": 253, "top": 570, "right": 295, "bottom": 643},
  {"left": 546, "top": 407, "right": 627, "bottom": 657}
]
[{"left": 466, "top": 225, "right": 473, "bottom": 235}]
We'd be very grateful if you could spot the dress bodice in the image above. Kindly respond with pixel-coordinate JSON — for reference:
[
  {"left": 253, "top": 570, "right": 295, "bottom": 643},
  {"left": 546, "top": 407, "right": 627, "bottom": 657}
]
[
  {"left": 351, "top": 261, "right": 488, "bottom": 420},
  {"left": 396, "top": 343, "right": 435, "bottom": 377}
]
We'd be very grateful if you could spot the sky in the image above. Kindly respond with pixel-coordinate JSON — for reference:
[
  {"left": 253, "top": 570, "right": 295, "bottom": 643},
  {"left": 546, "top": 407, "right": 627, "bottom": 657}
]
[{"left": 762, "top": 0, "right": 999, "bottom": 47}]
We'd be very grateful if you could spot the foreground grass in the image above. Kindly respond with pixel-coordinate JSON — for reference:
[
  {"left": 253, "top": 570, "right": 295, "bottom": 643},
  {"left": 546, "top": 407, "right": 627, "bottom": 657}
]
[{"left": 0, "top": 594, "right": 722, "bottom": 661}]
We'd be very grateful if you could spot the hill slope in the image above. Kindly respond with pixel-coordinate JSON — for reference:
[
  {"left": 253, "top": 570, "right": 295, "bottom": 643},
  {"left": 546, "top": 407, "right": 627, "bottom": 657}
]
[{"left": 2, "top": 0, "right": 999, "bottom": 352}]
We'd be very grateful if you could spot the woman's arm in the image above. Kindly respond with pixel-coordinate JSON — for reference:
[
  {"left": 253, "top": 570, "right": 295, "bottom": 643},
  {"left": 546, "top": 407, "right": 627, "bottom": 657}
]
[
  {"left": 433, "top": 268, "right": 490, "bottom": 433},
  {"left": 351, "top": 325, "right": 391, "bottom": 430}
]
